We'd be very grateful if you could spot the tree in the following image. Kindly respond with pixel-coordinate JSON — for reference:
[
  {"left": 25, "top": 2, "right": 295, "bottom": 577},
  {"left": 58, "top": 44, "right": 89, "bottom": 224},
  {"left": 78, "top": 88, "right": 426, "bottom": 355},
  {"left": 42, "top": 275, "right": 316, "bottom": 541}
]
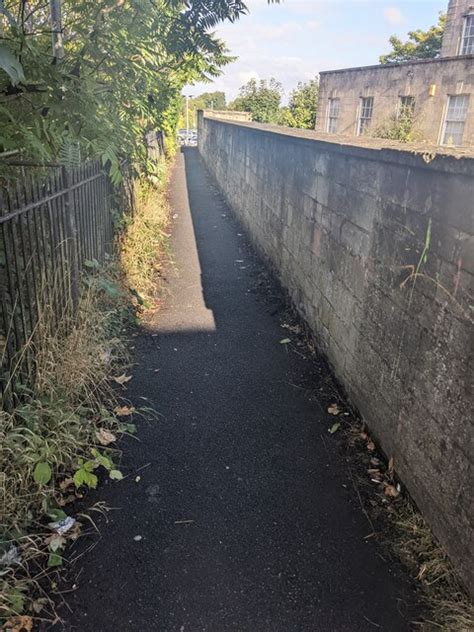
[
  {"left": 279, "top": 79, "right": 319, "bottom": 129},
  {"left": 0, "top": 1, "right": 247, "bottom": 177},
  {"left": 230, "top": 78, "right": 283, "bottom": 123},
  {"left": 380, "top": 12, "right": 446, "bottom": 64},
  {"left": 195, "top": 91, "right": 226, "bottom": 110}
]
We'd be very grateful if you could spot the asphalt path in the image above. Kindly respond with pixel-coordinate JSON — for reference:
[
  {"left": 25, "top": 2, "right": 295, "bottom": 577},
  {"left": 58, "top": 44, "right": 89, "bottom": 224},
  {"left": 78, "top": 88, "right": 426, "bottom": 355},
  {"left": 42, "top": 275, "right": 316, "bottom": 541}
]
[{"left": 58, "top": 148, "right": 418, "bottom": 632}]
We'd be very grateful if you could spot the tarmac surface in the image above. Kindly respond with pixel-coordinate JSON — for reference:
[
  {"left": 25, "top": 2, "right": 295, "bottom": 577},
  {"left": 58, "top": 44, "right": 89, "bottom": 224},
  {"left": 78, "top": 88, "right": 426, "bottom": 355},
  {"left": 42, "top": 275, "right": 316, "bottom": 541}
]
[{"left": 58, "top": 148, "right": 418, "bottom": 631}]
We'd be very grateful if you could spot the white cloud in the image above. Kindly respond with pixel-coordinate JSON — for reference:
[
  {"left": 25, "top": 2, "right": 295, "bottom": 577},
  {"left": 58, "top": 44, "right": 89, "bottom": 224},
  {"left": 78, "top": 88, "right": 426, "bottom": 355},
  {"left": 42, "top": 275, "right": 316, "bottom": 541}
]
[{"left": 383, "top": 7, "right": 405, "bottom": 27}]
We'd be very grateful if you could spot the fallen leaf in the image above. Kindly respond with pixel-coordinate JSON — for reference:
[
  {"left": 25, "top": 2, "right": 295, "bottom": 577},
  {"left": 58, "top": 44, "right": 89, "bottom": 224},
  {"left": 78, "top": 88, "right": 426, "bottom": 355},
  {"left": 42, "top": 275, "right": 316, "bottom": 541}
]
[
  {"left": 113, "top": 373, "right": 132, "bottom": 385},
  {"left": 388, "top": 456, "right": 395, "bottom": 475},
  {"left": 48, "top": 535, "right": 66, "bottom": 552},
  {"left": 279, "top": 338, "right": 291, "bottom": 344},
  {"left": 3, "top": 615, "right": 33, "bottom": 632},
  {"left": 59, "top": 477, "right": 74, "bottom": 491},
  {"left": 327, "top": 404, "right": 341, "bottom": 415},
  {"left": 114, "top": 405, "right": 135, "bottom": 417},
  {"left": 328, "top": 422, "right": 340, "bottom": 434},
  {"left": 367, "top": 468, "right": 381, "bottom": 479},
  {"left": 96, "top": 428, "right": 116, "bottom": 446},
  {"left": 367, "top": 440, "right": 375, "bottom": 452},
  {"left": 384, "top": 484, "right": 399, "bottom": 498},
  {"left": 32, "top": 598, "right": 47, "bottom": 614}
]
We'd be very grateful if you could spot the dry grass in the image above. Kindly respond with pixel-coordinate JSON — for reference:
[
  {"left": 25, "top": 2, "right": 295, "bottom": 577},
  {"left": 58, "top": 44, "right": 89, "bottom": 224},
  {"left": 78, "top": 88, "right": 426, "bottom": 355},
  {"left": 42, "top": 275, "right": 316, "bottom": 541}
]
[
  {"left": 343, "top": 421, "right": 474, "bottom": 632},
  {"left": 392, "top": 502, "right": 474, "bottom": 631},
  {"left": 0, "top": 163, "right": 172, "bottom": 625},
  {"left": 0, "top": 270, "right": 131, "bottom": 624},
  {"left": 120, "top": 169, "right": 171, "bottom": 305}
]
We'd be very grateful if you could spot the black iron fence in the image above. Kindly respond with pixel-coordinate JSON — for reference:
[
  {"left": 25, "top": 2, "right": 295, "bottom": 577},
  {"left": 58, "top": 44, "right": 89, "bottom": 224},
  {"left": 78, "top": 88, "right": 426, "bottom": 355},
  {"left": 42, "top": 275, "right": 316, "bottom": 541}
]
[{"left": 0, "top": 160, "right": 132, "bottom": 390}]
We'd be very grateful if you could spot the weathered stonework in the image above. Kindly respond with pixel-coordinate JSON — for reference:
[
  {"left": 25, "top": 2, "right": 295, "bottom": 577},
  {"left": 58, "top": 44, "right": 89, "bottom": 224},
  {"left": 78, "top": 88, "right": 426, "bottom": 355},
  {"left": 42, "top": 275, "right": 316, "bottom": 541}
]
[
  {"left": 442, "top": 0, "right": 474, "bottom": 56},
  {"left": 316, "top": 56, "right": 474, "bottom": 145},
  {"left": 198, "top": 113, "right": 474, "bottom": 595},
  {"left": 316, "top": 0, "right": 474, "bottom": 146}
]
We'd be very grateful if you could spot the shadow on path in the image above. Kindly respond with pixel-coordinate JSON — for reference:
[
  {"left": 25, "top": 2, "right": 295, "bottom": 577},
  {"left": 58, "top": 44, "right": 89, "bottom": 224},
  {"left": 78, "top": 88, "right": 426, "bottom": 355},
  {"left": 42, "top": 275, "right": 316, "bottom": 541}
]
[{"left": 58, "top": 148, "right": 418, "bottom": 632}]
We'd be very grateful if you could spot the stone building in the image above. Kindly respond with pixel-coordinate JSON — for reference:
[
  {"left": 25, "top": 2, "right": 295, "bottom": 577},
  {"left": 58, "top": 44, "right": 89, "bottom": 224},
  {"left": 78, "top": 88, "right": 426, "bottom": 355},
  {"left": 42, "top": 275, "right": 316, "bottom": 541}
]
[{"left": 315, "top": 0, "right": 474, "bottom": 146}]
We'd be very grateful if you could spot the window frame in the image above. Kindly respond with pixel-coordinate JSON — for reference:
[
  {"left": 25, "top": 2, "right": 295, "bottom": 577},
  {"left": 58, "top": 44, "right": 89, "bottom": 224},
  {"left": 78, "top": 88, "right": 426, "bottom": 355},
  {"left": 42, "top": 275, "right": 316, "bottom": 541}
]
[
  {"left": 398, "top": 95, "right": 415, "bottom": 118},
  {"left": 326, "top": 97, "right": 340, "bottom": 134},
  {"left": 441, "top": 94, "right": 470, "bottom": 146},
  {"left": 357, "top": 96, "right": 374, "bottom": 136},
  {"left": 460, "top": 14, "right": 474, "bottom": 55}
]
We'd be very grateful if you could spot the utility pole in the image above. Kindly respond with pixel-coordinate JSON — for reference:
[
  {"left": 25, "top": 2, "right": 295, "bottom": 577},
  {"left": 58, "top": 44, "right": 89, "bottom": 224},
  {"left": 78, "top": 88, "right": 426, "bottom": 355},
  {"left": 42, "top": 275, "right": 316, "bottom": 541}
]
[{"left": 185, "top": 94, "right": 193, "bottom": 145}]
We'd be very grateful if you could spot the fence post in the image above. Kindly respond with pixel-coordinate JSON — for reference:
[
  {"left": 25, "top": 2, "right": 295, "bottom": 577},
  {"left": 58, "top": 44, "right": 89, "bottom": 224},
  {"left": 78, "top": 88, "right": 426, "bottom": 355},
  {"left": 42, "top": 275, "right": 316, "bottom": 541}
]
[{"left": 62, "top": 166, "right": 79, "bottom": 312}]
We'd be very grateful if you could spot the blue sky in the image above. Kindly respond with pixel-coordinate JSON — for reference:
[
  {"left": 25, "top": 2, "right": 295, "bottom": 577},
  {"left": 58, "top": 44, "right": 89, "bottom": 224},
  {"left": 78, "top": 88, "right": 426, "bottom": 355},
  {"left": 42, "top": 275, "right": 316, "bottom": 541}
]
[{"left": 186, "top": 0, "right": 446, "bottom": 104}]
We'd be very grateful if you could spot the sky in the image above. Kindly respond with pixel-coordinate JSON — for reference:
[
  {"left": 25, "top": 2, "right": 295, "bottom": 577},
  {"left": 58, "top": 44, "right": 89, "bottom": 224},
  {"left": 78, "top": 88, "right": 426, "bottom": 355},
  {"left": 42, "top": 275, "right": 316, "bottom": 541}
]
[{"left": 185, "top": 0, "right": 447, "bottom": 104}]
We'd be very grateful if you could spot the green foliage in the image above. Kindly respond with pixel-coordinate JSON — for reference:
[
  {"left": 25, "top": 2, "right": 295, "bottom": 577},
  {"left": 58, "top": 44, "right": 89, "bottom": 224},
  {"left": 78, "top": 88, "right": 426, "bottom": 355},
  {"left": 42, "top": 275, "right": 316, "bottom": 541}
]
[
  {"left": 33, "top": 462, "right": 52, "bottom": 486},
  {"left": 278, "top": 78, "right": 319, "bottom": 129},
  {"left": 0, "top": 1, "right": 248, "bottom": 169},
  {"left": 196, "top": 91, "right": 226, "bottom": 110},
  {"left": 73, "top": 448, "right": 121, "bottom": 489},
  {"left": 179, "top": 91, "right": 227, "bottom": 128},
  {"left": 380, "top": 12, "right": 446, "bottom": 64},
  {"left": 230, "top": 78, "right": 283, "bottom": 123},
  {"left": 371, "top": 110, "right": 420, "bottom": 143}
]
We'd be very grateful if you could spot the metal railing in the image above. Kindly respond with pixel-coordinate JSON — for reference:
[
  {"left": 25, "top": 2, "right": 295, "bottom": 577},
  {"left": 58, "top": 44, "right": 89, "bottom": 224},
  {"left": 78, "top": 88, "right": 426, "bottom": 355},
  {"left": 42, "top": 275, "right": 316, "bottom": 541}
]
[{"left": 0, "top": 160, "right": 127, "bottom": 388}]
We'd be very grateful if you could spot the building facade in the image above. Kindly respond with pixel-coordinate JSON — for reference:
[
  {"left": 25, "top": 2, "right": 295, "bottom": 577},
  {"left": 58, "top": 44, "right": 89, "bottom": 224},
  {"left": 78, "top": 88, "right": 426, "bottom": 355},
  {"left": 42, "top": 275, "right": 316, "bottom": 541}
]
[{"left": 315, "top": 0, "right": 474, "bottom": 146}]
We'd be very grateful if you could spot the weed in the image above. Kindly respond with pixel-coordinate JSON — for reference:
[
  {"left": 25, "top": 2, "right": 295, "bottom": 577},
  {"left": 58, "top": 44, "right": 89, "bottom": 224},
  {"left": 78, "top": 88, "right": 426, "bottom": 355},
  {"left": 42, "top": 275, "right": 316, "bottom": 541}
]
[
  {"left": 0, "top": 162, "right": 171, "bottom": 625},
  {"left": 120, "top": 166, "right": 171, "bottom": 307}
]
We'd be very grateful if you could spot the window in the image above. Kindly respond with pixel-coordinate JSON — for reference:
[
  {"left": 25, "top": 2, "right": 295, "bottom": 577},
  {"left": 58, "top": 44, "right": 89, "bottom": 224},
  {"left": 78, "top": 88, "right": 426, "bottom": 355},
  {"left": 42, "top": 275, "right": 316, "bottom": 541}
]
[
  {"left": 442, "top": 95, "right": 470, "bottom": 145},
  {"left": 398, "top": 96, "right": 415, "bottom": 117},
  {"left": 357, "top": 97, "right": 373, "bottom": 135},
  {"left": 460, "top": 14, "right": 474, "bottom": 55},
  {"left": 326, "top": 98, "right": 340, "bottom": 133}
]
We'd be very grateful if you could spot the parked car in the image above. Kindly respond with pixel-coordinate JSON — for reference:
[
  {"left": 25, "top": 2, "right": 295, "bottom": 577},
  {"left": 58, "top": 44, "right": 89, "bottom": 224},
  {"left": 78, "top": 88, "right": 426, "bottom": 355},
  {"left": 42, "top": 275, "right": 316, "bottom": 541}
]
[{"left": 178, "top": 129, "right": 197, "bottom": 146}]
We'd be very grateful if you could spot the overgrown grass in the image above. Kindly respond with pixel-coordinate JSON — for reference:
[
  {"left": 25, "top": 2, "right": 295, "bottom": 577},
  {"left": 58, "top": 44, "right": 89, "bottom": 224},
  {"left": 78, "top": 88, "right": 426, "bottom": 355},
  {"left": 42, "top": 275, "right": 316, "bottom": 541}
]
[
  {"left": 344, "top": 421, "right": 474, "bottom": 632},
  {"left": 0, "top": 160, "right": 171, "bottom": 627},
  {"left": 279, "top": 303, "right": 473, "bottom": 632},
  {"left": 392, "top": 502, "right": 474, "bottom": 631},
  {"left": 120, "top": 162, "right": 171, "bottom": 305}
]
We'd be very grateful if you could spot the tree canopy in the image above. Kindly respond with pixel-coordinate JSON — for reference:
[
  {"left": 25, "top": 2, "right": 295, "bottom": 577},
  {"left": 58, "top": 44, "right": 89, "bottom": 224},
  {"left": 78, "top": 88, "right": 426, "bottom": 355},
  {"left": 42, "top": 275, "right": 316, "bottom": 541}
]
[
  {"left": 279, "top": 79, "right": 319, "bottom": 129},
  {"left": 380, "top": 12, "right": 446, "bottom": 64},
  {"left": 0, "top": 1, "right": 248, "bottom": 177},
  {"left": 229, "top": 78, "right": 283, "bottom": 123}
]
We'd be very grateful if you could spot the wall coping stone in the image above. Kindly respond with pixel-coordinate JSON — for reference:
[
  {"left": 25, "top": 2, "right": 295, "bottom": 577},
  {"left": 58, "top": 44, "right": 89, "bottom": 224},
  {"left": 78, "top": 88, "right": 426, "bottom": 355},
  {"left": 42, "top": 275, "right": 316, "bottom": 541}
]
[
  {"left": 202, "top": 114, "right": 474, "bottom": 172},
  {"left": 319, "top": 53, "right": 474, "bottom": 75}
]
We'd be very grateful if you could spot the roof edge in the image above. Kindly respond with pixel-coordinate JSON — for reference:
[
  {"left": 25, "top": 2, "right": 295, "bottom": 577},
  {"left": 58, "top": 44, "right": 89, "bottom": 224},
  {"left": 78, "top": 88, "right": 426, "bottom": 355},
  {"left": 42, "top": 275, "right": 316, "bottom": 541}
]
[{"left": 319, "top": 54, "right": 474, "bottom": 75}]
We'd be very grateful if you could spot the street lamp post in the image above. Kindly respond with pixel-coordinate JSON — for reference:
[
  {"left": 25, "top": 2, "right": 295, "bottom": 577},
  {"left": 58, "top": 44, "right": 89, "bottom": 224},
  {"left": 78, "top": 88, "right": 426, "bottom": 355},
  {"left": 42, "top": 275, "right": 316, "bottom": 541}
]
[{"left": 185, "top": 94, "right": 193, "bottom": 145}]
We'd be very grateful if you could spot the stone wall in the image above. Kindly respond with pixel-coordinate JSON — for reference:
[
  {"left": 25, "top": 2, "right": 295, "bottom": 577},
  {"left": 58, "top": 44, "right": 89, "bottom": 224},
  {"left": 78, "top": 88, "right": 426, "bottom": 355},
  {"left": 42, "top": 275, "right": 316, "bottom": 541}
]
[
  {"left": 442, "top": 0, "right": 474, "bottom": 57},
  {"left": 203, "top": 110, "right": 252, "bottom": 122},
  {"left": 198, "top": 113, "right": 474, "bottom": 594},
  {"left": 315, "top": 55, "right": 474, "bottom": 145}
]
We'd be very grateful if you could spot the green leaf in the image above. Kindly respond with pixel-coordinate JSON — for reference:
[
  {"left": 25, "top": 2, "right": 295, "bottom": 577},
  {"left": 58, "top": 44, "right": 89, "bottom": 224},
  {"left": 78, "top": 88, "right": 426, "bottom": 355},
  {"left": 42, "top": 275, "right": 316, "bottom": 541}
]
[
  {"left": 279, "top": 338, "right": 291, "bottom": 344},
  {"left": 48, "top": 551, "right": 63, "bottom": 567},
  {"left": 97, "top": 277, "right": 121, "bottom": 297},
  {"left": 328, "top": 422, "right": 341, "bottom": 434},
  {"left": 73, "top": 468, "right": 98, "bottom": 489},
  {"left": 84, "top": 258, "right": 100, "bottom": 269},
  {"left": 7, "top": 588, "right": 25, "bottom": 614},
  {"left": 47, "top": 508, "right": 67, "bottom": 521},
  {"left": 0, "top": 44, "right": 25, "bottom": 85},
  {"left": 33, "top": 461, "right": 52, "bottom": 485},
  {"left": 125, "top": 423, "right": 137, "bottom": 434},
  {"left": 109, "top": 469, "right": 123, "bottom": 480}
]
